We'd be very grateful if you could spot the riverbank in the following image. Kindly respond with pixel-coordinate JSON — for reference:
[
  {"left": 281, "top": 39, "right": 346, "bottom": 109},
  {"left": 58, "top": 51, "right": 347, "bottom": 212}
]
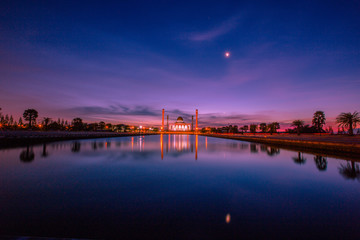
[
  {"left": 203, "top": 133, "right": 360, "bottom": 161},
  {"left": 0, "top": 131, "right": 157, "bottom": 149}
]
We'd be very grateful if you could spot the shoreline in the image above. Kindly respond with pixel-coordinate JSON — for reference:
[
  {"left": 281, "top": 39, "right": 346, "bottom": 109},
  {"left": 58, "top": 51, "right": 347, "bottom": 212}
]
[
  {"left": 0, "top": 131, "right": 158, "bottom": 149},
  {"left": 202, "top": 133, "right": 360, "bottom": 161}
]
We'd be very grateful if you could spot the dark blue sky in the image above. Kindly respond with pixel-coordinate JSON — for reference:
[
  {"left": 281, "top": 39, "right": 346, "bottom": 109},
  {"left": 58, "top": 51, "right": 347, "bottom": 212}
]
[{"left": 1, "top": 0, "right": 359, "bottom": 127}]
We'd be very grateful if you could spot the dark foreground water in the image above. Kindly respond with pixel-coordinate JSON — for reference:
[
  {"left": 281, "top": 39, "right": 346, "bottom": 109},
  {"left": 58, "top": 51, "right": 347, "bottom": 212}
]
[{"left": 1, "top": 135, "right": 359, "bottom": 239}]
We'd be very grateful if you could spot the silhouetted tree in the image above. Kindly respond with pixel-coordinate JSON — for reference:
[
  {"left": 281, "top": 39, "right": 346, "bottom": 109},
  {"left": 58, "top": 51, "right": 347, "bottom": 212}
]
[
  {"left": 42, "top": 117, "right": 51, "bottom": 130},
  {"left": 259, "top": 123, "right": 267, "bottom": 133},
  {"left": 23, "top": 109, "right": 38, "bottom": 127},
  {"left": 20, "top": 146, "right": 35, "bottom": 163},
  {"left": 9, "top": 115, "right": 14, "bottom": 125},
  {"left": 72, "top": 118, "right": 84, "bottom": 131},
  {"left": 250, "top": 124, "right": 257, "bottom": 134},
  {"left": 293, "top": 152, "right": 306, "bottom": 165},
  {"left": 312, "top": 111, "right": 326, "bottom": 134},
  {"left": 18, "top": 117, "right": 23, "bottom": 126},
  {"left": 339, "top": 161, "right": 360, "bottom": 181},
  {"left": 291, "top": 120, "right": 305, "bottom": 135},
  {"left": 243, "top": 125, "right": 248, "bottom": 133},
  {"left": 336, "top": 111, "right": 360, "bottom": 136},
  {"left": 268, "top": 122, "right": 280, "bottom": 134},
  {"left": 314, "top": 155, "right": 327, "bottom": 171},
  {"left": 99, "top": 121, "right": 106, "bottom": 130}
]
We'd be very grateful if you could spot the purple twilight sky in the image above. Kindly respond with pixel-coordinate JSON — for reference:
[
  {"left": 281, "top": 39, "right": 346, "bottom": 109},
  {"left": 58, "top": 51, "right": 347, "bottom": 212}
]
[{"left": 1, "top": 0, "right": 359, "bottom": 128}]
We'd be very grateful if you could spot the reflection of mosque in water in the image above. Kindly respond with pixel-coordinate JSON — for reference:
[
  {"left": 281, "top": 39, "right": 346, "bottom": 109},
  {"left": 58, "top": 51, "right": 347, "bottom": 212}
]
[
  {"left": 15, "top": 137, "right": 359, "bottom": 181},
  {"left": 160, "top": 134, "right": 198, "bottom": 160}
]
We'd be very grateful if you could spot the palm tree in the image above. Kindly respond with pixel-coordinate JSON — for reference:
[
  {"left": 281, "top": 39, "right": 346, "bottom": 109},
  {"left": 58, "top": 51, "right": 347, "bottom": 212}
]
[
  {"left": 336, "top": 111, "right": 360, "bottom": 136},
  {"left": 23, "top": 109, "right": 38, "bottom": 127},
  {"left": 339, "top": 161, "right": 360, "bottom": 181},
  {"left": 312, "top": 111, "right": 326, "bottom": 134},
  {"left": 293, "top": 152, "right": 306, "bottom": 165},
  {"left": 291, "top": 120, "right": 304, "bottom": 135}
]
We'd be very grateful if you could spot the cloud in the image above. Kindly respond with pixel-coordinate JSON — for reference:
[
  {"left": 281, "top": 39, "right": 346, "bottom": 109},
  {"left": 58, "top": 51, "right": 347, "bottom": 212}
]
[
  {"left": 69, "top": 105, "right": 159, "bottom": 117},
  {"left": 188, "top": 15, "right": 241, "bottom": 41}
]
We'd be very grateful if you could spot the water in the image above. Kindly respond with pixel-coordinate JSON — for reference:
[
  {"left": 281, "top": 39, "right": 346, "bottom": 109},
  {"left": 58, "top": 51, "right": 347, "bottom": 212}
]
[{"left": 1, "top": 135, "right": 359, "bottom": 239}]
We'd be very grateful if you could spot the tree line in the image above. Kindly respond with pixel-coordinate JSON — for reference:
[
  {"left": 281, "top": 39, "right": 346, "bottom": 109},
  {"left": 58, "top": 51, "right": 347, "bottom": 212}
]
[
  {"left": 201, "top": 110, "right": 360, "bottom": 136},
  {"left": 0, "top": 108, "right": 157, "bottom": 132}
]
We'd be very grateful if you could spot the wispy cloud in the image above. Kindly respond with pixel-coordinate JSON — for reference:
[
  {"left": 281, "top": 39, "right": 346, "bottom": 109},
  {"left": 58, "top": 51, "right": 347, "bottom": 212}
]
[
  {"left": 188, "top": 15, "right": 242, "bottom": 41},
  {"left": 69, "top": 105, "right": 159, "bottom": 117}
]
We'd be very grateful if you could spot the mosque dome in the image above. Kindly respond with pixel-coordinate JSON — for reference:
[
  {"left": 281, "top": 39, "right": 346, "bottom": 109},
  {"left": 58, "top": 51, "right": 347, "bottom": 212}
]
[{"left": 176, "top": 116, "right": 184, "bottom": 123}]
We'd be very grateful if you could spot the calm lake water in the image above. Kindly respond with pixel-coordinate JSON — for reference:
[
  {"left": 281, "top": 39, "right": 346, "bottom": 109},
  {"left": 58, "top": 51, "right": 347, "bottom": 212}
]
[{"left": 1, "top": 135, "right": 359, "bottom": 239}]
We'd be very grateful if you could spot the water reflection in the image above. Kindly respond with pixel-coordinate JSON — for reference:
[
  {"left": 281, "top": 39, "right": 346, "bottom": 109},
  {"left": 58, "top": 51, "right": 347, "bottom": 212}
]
[
  {"left": 3, "top": 135, "right": 360, "bottom": 239},
  {"left": 314, "top": 155, "right": 327, "bottom": 171},
  {"left": 41, "top": 144, "right": 49, "bottom": 158},
  {"left": 293, "top": 152, "right": 306, "bottom": 165},
  {"left": 10, "top": 135, "right": 357, "bottom": 182},
  {"left": 19, "top": 145, "right": 35, "bottom": 163},
  {"left": 71, "top": 141, "right": 81, "bottom": 152},
  {"left": 339, "top": 161, "right": 360, "bottom": 181}
]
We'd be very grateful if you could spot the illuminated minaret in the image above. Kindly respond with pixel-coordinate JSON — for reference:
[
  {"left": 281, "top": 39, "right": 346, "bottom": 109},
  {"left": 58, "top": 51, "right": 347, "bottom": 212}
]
[
  {"left": 167, "top": 115, "right": 169, "bottom": 131},
  {"left": 162, "top": 109, "right": 165, "bottom": 132},
  {"left": 195, "top": 109, "right": 198, "bottom": 132},
  {"left": 191, "top": 116, "right": 194, "bottom": 131}
]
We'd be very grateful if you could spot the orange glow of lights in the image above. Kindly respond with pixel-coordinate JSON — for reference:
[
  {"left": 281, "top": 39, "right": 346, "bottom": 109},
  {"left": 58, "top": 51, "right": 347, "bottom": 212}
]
[
  {"left": 225, "top": 52, "right": 230, "bottom": 58},
  {"left": 38, "top": 124, "right": 42, "bottom": 128},
  {"left": 226, "top": 214, "right": 231, "bottom": 223}
]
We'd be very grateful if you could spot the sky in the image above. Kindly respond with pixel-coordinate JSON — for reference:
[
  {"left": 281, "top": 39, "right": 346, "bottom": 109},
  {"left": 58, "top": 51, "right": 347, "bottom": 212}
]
[{"left": 1, "top": 0, "right": 359, "bottom": 128}]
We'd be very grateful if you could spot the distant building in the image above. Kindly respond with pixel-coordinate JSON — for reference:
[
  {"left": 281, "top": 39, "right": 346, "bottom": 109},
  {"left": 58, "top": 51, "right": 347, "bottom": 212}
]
[{"left": 170, "top": 117, "right": 191, "bottom": 131}]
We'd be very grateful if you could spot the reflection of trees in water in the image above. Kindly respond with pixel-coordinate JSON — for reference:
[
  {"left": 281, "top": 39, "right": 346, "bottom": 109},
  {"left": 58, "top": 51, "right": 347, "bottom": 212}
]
[
  {"left": 92, "top": 142, "right": 97, "bottom": 150},
  {"left": 258, "top": 145, "right": 280, "bottom": 156},
  {"left": 260, "top": 145, "right": 267, "bottom": 152},
  {"left": 314, "top": 155, "right": 327, "bottom": 171},
  {"left": 71, "top": 142, "right": 81, "bottom": 152},
  {"left": 293, "top": 152, "right": 306, "bottom": 165},
  {"left": 250, "top": 143, "right": 258, "bottom": 153},
  {"left": 20, "top": 146, "right": 35, "bottom": 163},
  {"left": 98, "top": 142, "right": 104, "bottom": 149},
  {"left": 241, "top": 144, "right": 249, "bottom": 149},
  {"left": 339, "top": 161, "right": 360, "bottom": 181},
  {"left": 41, "top": 144, "right": 48, "bottom": 158},
  {"left": 266, "top": 147, "right": 280, "bottom": 156}
]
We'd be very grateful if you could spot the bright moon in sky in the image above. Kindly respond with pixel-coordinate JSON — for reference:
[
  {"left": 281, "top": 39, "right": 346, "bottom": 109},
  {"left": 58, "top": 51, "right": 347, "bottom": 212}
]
[{"left": 225, "top": 52, "right": 230, "bottom": 58}]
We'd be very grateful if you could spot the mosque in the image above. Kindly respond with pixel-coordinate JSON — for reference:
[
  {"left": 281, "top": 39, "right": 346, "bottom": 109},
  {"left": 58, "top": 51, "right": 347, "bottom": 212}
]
[{"left": 161, "top": 109, "right": 198, "bottom": 132}]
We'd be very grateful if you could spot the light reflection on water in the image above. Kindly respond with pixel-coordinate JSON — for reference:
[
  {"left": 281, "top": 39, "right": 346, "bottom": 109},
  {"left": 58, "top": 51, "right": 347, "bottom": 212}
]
[{"left": 1, "top": 134, "right": 360, "bottom": 239}]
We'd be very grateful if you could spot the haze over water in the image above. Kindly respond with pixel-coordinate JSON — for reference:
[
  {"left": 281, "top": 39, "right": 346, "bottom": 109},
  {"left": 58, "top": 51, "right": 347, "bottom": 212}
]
[{"left": 1, "top": 135, "right": 359, "bottom": 239}]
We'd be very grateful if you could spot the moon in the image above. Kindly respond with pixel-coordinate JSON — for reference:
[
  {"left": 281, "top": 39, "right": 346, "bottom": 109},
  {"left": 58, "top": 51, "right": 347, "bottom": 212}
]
[{"left": 225, "top": 52, "right": 230, "bottom": 58}]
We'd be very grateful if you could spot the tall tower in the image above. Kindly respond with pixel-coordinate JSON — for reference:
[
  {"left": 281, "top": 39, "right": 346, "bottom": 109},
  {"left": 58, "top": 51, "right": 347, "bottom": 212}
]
[
  {"left": 196, "top": 109, "right": 198, "bottom": 132},
  {"left": 191, "top": 116, "right": 194, "bottom": 131},
  {"left": 162, "top": 109, "right": 165, "bottom": 132},
  {"left": 167, "top": 115, "right": 169, "bottom": 131}
]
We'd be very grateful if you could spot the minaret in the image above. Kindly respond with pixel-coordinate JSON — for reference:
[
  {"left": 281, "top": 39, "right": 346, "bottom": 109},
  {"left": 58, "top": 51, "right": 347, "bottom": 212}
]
[
  {"left": 196, "top": 109, "right": 198, "bottom": 132},
  {"left": 191, "top": 116, "right": 194, "bottom": 131},
  {"left": 167, "top": 115, "right": 169, "bottom": 131},
  {"left": 162, "top": 109, "right": 165, "bottom": 132}
]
